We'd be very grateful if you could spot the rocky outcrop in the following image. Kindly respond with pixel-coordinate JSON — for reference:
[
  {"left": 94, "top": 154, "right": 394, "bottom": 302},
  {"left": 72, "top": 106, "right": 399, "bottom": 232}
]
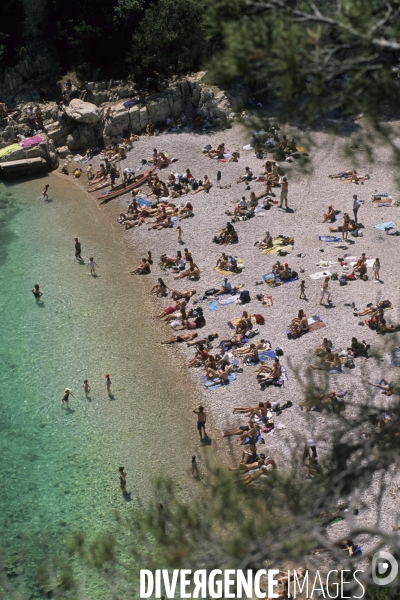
[
  {"left": 65, "top": 99, "right": 100, "bottom": 124},
  {"left": 0, "top": 133, "right": 58, "bottom": 172}
]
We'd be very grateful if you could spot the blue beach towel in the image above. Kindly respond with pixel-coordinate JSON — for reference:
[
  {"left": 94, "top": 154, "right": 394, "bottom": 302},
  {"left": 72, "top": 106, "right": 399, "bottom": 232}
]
[
  {"left": 319, "top": 235, "right": 341, "bottom": 242},
  {"left": 137, "top": 197, "right": 152, "bottom": 207},
  {"left": 208, "top": 301, "right": 218, "bottom": 311},
  {"left": 374, "top": 221, "right": 396, "bottom": 231},
  {"left": 202, "top": 373, "right": 236, "bottom": 391},
  {"left": 259, "top": 350, "right": 276, "bottom": 362}
]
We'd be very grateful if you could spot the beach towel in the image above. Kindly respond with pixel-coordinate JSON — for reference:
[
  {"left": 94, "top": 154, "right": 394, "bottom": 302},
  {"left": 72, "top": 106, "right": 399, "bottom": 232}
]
[
  {"left": 374, "top": 221, "right": 396, "bottom": 231},
  {"left": 319, "top": 235, "right": 342, "bottom": 242},
  {"left": 384, "top": 348, "right": 400, "bottom": 367},
  {"left": 0, "top": 143, "right": 19, "bottom": 159},
  {"left": 203, "top": 373, "right": 236, "bottom": 391},
  {"left": 308, "top": 321, "right": 326, "bottom": 333},
  {"left": 259, "top": 350, "right": 276, "bottom": 362},
  {"left": 20, "top": 135, "right": 42, "bottom": 148},
  {"left": 214, "top": 258, "right": 243, "bottom": 276},
  {"left": 136, "top": 197, "right": 153, "bottom": 207},
  {"left": 217, "top": 158, "right": 231, "bottom": 164},
  {"left": 261, "top": 236, "right": 294, "bottom": 255},
  {"left": 218, "top": 294, "right": 240, "bottom": 305},
  {"left": 228, "top": 315, "right": 257, "bottom": 330},
  {"left": 123, "top": 98, "right": 139, "bottom": 109},
  {"left": 262, "top": 295, "right": 273, "bottom": 307},
  {"left": 310, "top": 271, "right": 332, "bottom": 280},
  {"left": 215, "top": 152, "right": 232, "bottom": 160},
  {"left": 208, "top": 301, "right": 218, "bottom": 311}
]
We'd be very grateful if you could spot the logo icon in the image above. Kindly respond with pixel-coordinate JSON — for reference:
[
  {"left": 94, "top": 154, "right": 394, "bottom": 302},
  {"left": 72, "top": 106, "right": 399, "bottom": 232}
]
[{"left": 372, "top": 551, "right": 398, "bottom": 586}]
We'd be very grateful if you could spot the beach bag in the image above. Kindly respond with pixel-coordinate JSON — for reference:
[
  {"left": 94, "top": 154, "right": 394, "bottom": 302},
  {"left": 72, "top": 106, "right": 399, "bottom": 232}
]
[
  {"left": 350, "top": 229, "right": 359, "bottom": 237},
  {"left": 331, "top": 272, "right": 338, "bottom": 280},
  {"left": 346, "top": 273, "right": 356, "bottom": 280},
  {"left": 239, "top": 290, "right": 251, "bottom": 303},
  {"left": 362, "top": 274, "right": 369, "bottom": 281},
  {"left": 195, "top": 315, "right": 205, "bottom": 328},
  {"left": 191, "top": 181, "right": 198, "bottom": 190},
  {"left": 255, "top": 314, "right": 265, "bottom": 325}
]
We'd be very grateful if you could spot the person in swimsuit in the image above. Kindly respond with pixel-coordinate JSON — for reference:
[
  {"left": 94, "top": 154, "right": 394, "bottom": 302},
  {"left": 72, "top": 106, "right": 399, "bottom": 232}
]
[
  {"left": 88, "top": 257, "right": 98, "bottom": 275},
  {"left": 74, "top": 237, "right": 82, "bottom": 260},
  {"left": 161, "top": 332, "right": 198, "bottom": 344},
  {"left": 80, "top": 379, "right": 91, "bottom": 395},
  {"left": 62, "top": 387, "right": 75, "bottom": 406},
  {"left": 32, "top": 284, "right": 43, "bottom": 301},
  {"left": 193, "top": 405, "right": 207, "bottom": 440},
  {"left": 42, "top": 184, "right": 49, "bottom": 199},
  {"left": 119, "top": 466, "right": 127, "bottom": 490},
  {"left": 191, "top": 456, "right": 199, "bottom": 477},
  {"left": 105, "top": 374, "right": 112, "bottom": 394}
]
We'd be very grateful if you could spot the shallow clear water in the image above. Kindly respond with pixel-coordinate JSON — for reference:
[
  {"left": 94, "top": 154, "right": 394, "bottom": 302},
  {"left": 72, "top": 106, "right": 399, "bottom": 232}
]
[{"left": 0, "top": 175, "right": 213, "bottom": 596}]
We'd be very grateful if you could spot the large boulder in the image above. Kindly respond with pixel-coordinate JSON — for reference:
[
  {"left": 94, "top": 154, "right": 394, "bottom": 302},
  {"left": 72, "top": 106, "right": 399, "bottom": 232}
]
[{"left": 65, "top": 99, "right": 100, "bottom": 124}]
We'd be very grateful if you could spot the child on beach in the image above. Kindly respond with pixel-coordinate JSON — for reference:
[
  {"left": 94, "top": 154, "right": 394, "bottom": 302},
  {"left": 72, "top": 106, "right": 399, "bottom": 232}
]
[
  {"left": 80, "top": 379, "right": 91, "bottom": 395},
  {"left": 88, "top": 257, "right": 98, "bottom": 275},
  {"left": 299, "top": 280, "right": 306, "bottom": 299},
  {"left": 177, "top": 225, "right": 183, "bottom": 244},
  {"left": 119, "top": 466, "right": 127, "bottom": 490},
  {"left": 105, "top": 373, "right": 112, "bottom": 394},
  {"left": 61, "top": 387, "right": 75, "bottom": 406},
  {"left": 42, "top": 184, "right": 49, "bottom": 199},
  {"left": 191, "top": 455, "right": 199, "bottom": 477}
]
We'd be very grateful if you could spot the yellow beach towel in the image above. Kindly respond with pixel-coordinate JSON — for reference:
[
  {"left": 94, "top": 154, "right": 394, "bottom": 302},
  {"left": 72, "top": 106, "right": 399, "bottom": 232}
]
[
  {"left": 214, "top": 258, "right": 243, "bottom": 276},
  {"left": 261, "top": 238, "right": 294, "bottom": 256},
  {"left": 0, "top": 143, "right": 20, "bottom": 159}
]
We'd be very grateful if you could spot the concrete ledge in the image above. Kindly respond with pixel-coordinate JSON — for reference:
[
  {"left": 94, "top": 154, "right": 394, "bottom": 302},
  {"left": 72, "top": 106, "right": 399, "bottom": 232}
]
[{"left": 0, "top": 157, "right": 47, "bottom": 179}]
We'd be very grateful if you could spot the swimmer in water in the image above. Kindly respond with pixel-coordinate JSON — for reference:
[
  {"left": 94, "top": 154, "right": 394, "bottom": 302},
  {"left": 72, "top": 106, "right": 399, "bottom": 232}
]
[
  {"left": 42, "top": 184, "right": 49, "bottom": 199},
  {"left": 32, "top": 284, "right": 43, "bottom": 301},
  {"left": 119, "top": 466, "right": 127, "bottom": 490},
  {"left": 74, "top": 237, "right": 82, "bottom": 260},
  {"left": 61, "top": 387, "right": 75, "bottom": 406},
  {"left": 80, "top": 379, "right": 91, "bottom": 395},
  {"left": 105, "top": 373, "right": 111, "bottom": 394},
  {"left": 88, "top": 257, "right": 98, "bottom": 275}
]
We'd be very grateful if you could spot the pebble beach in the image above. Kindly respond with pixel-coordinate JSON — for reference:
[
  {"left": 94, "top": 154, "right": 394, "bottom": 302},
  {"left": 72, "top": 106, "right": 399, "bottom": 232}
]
[{"left": 69, "top": 117, "right": 400, "bottom": 553}]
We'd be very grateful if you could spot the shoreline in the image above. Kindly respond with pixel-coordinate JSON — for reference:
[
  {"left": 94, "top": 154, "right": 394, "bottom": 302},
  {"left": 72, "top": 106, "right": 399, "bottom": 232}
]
[{"left": 59, "top": 120, "right": 400, "bottom": 515}]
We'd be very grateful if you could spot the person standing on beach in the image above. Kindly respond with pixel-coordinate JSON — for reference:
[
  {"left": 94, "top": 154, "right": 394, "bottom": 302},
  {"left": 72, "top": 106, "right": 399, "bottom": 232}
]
[
  {"left": 193, "top": 405, "right": 206, "bottom": 440},
  {"left": 280, "top": 177, "right": 288, "bottom": 209},
  {"left": 80, "top": 379, "right": 91, "bottom": 395},
  {"left": 74, "top": 237, "right": 82, "bottom": 260},
  {"left": 88, "top": 257, "right": 98, "bottom": 275},
  {"left": 299, "top": 280, "right": 306, "bottom": 299},
  {"left": 320, "top": 276, "right": 331, "bottom": 305},
  {"left": 62, "top": 387, "right": 75, "bottom": 406},
  {"left": 105, "top": 373, "right": 112, "bottom": 394},
  {"left": 191, "top": 455, "right": 199, "bottom": 477},
  {"left": 177, "top": 225, "right": 183, "bottom": 245},
  {"left": 373, "top": 258, "right": 381, "bottom": 281},
  {"left": 353, "top": 194, "right": 361, "bottom": 223},
  {"left": 303, "top": 439, "right": 317, "bottom": 464},
  {"left": 42, "top": 184, "right": 49, "bottom": 200},
  {"left": 119, "top": 466, "right": 127, "bottom": 490}
]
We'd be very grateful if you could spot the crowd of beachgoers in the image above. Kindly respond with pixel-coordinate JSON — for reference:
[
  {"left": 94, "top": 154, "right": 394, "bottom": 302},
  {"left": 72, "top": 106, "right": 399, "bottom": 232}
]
[{"left": 60, "top": 109, "right": 400, "bottom": 573}]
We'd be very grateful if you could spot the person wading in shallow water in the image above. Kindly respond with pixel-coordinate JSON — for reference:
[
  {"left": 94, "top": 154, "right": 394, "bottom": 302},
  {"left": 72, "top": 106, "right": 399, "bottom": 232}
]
[
  {"left": 61, "top": 387, "right": 75, "bottom": 406},
  {"left": 119, "top": 466, "right": 127, "bottom": 490},
  {"left": 105, "top": 373, "right": 112, "bottom": 394},
  {"left": 32, "top": 284, "right": 43, "bottom": 301},
  {"left": 74, "top": 237, "right": 82, "bottom": 260}
]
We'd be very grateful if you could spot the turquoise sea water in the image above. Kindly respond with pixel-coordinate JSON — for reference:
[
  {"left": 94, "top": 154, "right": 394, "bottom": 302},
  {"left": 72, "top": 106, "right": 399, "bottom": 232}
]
[{"left": 0, "top": 175, "right": 211, "bottom": 596}]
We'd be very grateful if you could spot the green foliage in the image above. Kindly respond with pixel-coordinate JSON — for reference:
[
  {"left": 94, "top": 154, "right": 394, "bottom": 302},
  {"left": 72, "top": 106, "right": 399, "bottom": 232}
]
[
  {"left": 128, "top": 0, "right": 208, "bottom": 76},
  {"left": 0, "top": 0, "right": 24, "bottom": 68}
]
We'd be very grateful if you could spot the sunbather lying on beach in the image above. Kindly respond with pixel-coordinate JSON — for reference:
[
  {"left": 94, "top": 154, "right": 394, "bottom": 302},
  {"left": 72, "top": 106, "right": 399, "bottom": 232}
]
[
  {"left": 329, "top": 219, "right": 359, "bottom": 233},
  {"left": 223, "top": 421, "right": 259, "bottom": 441},
  {"left": 154, "top": 302, "right": 180, "bottom": 319},
  {"left": 215, "top": 276, "right": 239, "bottom": 297},
  {"left": 237, "top": 343, "right": 259, "bottom": 363},
  {"left": 241, "top": 463, "right": 275, "bottom": 485},
  {"left": 161, "top": 332, "right": 198, "bottom": 344},
  {"left": 169, "top": 288, "right": 196, "bottom": 301},
  {"left": 219, "top": 334, "right": 247, "bottom": 349},
  {"left": 173, "top": 264, "right": 200, "bottom": 280},
  {"left": 205, "top": 362, "right": 232, "bottom": 383},
  {"left": 310, "top": 348, "right": 341, "bottom": 371},
  {"left": 207, "top": 142, "right": 225, "bottom": 159},
  {"left": 229, "top": 457, "right": 266, "bottom": 472},
  {"left": 235, "top": 311, "right": 253, "bottom": 334},
  {"left": 299, "top": 391, "right": 339, "bottom": 412},
  {"left": 186, "top": 332, "right": 219, "bottom": 347},
  {"left": 355, "top": 300, "right": 390, "bottom": 317},
  {"left": 233, "top": 401, "right": 271, "bottom": 417},
  {"left": 256, "top": 358, "right": 281, "bottom": 382},
  {"left": 368, "top": 379, "right": 400, "bottom": 396},
  {"left": 376, "top": 316, "right": 400, "bottom": 334}
]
